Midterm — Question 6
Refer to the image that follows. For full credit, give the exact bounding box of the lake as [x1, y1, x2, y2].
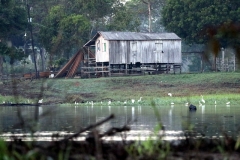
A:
[0, 104, 239, 141]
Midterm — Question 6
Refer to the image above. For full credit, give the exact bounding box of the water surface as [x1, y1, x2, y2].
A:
[0, 104, 239, 140]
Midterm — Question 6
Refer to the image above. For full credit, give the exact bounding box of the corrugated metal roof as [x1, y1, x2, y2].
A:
[99, 32, 181, 40]
[84, 31, 181, 46]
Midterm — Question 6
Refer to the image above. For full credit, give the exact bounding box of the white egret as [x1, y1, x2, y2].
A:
[38, 99, 43, 104]
[226, 101, 230, 105]
[131, 99, 135, 104]
[108, 100, 111, 105]
[90, 101, 94, 107]
[123, 100, 127, 104]
[137, 97, 142, 103]
[201, 95, 205, 104]
[168, 93, 172, 97]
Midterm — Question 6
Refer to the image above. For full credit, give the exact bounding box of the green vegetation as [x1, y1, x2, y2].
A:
[0, 73, 240, 159]
[162, 0, 240, 45]
[0, 72, 240, 106]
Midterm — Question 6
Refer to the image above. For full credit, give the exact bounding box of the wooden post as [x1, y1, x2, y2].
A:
[221, 48, 225, 71]
[102, 62, 104, 77]
[125, 63, 127, 75]
[234, 54, 236, 71]
[109, 64, 111, 77]
[213, 55, 217, 71]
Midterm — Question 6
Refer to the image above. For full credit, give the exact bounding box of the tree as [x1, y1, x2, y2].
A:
[162, 0, 240, 70]
[59, 14, 91, 57]
[106, 4, 141, 31]
[56, 0, 121, 36]
[161, 0, 240, 46]
[122, 0, 166, 32]
[38, 5, 91, 66]
[0, 43, 27, 65]
[0, 1, 27, 39]
[0, 0, 28, 74]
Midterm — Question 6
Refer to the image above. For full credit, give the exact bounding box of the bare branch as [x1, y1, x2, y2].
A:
[59, 114, 115, 142]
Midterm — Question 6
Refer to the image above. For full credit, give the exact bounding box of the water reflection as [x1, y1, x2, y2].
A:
[0, 104, 239, 140]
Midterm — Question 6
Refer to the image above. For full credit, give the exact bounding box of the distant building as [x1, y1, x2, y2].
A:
[55, 31, 182, 78]
[84, 31, 182, 75]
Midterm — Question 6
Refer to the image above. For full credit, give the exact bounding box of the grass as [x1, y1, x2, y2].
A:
[1, 72, 240, 159]
[0, 72, 240, 105]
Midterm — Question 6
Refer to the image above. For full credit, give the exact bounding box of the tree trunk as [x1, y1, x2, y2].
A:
[142, 0, 152, 32]
[27, 4, 38, 78]
[0, 56, 3, 75]
[40, 48, 45, 71]
[148, 0, 151, 33]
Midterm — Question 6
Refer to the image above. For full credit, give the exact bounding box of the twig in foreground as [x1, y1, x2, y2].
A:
[59, 114, 115, 142]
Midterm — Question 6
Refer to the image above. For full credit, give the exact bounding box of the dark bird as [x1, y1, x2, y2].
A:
[189, 104, 197, 111]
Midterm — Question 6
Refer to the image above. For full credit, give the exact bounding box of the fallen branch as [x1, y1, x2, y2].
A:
[59, 114, 115, 142]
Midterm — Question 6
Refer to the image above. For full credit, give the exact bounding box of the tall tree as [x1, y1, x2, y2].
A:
[0, 0, 27, 74]
[38, 5, 91, 65]
[124, 0, 166, 32]
[162, 0, 240, 70]
[162, 0, 240, 46]
[106, 4, 141, 31]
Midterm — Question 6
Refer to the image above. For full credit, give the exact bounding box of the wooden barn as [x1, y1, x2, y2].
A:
[55, 31, 182, 78]
[83, 31, 182, 76]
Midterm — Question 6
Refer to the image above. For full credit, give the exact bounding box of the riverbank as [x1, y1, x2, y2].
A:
[1, 72, 240, 159]
[0, 72, 240, 105]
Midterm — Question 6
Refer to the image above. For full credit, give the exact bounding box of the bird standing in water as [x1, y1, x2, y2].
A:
[138, 97, 142, 103]
[201, 95, 205, 104]
[131, 99, 135, 104]
[38, 99, 43, 104]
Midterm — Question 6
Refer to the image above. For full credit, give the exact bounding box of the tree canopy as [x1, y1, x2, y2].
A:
[161, 0, 240, 48]
[0, 0, 27, 40]
[0, 0, 27, 72]
[123, 0, 166, 32]
[39, 5, 91, 62]
[0, 0, 168, 72]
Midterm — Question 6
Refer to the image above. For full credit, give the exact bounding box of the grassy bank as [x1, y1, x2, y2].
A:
[1, 72, 240, 159]
[0, 72, 240, 105]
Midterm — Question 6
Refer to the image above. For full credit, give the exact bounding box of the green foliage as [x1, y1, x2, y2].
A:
[53, 57, 67, 67]
[106, 5, 141, 32]
[59, 14, 91, 47]
[0, 42, 28, 65]
[235, 137, 240, 150]
[0, 0, 27, 38]
[39, 5, 91, 65]
[124, 0, 166, 32]
[38, 5, 66, 54]
[0, 0, 27, 73]
[162, 0, 240, 47]
[126, 101, 170, 159]
[0, 42, 10, 55]
[0, 139, 8, 158]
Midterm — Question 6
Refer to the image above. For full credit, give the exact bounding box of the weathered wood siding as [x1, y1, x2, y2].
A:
[93, 32, 181, 64]
[162, 40, 181, 63]
[108, 39, 181, 64]
[109, 41, 128, 64]
[95, 36, 109, 62]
